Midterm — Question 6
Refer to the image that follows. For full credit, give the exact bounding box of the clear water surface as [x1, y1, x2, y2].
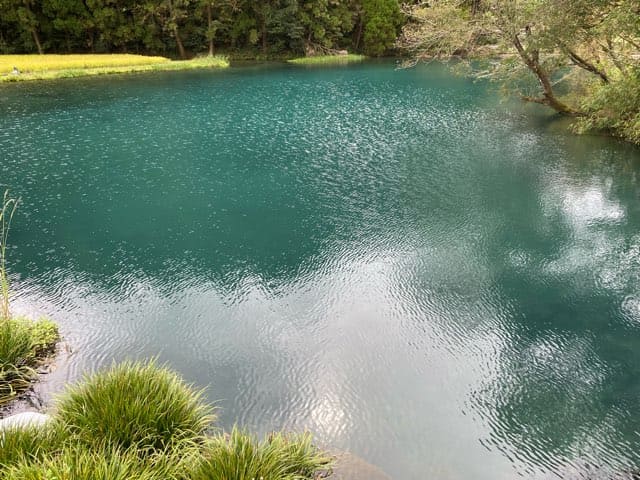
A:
[2, 62, 640, 479]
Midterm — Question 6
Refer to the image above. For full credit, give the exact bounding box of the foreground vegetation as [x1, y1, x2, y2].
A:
[288, 54, 366, 65]
[0, 360, 331, 480]
[0, 317, 58, 406]
[0, 54, 229, 82]
[0, 191, 58, 406]
[399, 0, 640, 144]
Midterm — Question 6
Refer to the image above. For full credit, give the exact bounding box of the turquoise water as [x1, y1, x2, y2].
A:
[2, 62, 640, 479]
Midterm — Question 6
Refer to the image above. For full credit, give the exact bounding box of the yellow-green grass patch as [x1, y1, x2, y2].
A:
[288, 54, 366, 65]
[0, 54, 229, 82]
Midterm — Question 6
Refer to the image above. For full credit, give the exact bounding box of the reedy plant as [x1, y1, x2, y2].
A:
[0, 189, 18, 321]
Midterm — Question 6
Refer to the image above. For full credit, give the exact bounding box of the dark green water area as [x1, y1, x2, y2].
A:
[2, 61, 640, 479]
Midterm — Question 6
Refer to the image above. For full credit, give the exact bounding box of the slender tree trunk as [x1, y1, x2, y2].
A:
[174, 25, 186, 58]
[470, 0, 480, 16]
[513, 34, 580, 116]
[31, 28, 43, 54]
[261, 18, 267, 54]
[207, 3, 214, 56]
[354, 17, 364, 50]
[88, 30, 95, 52]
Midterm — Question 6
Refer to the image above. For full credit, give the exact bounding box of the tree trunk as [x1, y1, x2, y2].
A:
[513, 34, 580, 116]
[31, 28, 43, 54]
[174, 25, 186, 59]
[470, 0, 480, 16]
[207, 3, 214, 56]
[566, 48, 608, 83]
[354, 17, 364, 50]
[261, 18, 267, 54]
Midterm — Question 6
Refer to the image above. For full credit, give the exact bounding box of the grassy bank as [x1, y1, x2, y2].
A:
[0, 317, 58, 407]
[0, 191, 59, 406]
[0, 360, 331, 479]
[288, 54, 366, 65]
[0, 54, 229, 82]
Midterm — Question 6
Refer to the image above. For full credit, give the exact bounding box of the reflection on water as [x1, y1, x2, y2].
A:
[2, 62, 640, 479]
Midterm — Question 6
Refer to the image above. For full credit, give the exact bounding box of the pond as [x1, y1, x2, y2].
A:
[2, 61, 640, 479]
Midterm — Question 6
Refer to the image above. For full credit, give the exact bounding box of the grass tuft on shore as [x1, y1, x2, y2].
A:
[56, 359, 215, 455]
[1, 361, 331, 480]
[0, 317, 59, 406]
[4, 444, 173, 480]
[288, 54, 366, 65]
[0, 54, 229, 82]
[194, 427, 332, 480]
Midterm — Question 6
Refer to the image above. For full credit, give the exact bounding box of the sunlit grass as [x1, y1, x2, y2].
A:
[0, 54, 168, 74]
[193, 427, 332, 480]
[1, 361, 331, 480]
[4, 444, 176, 480]
[0, 316, 59, 406]
[0, 423, 67, 470]
[0, 54, 229, 82]
[56, 360, 215, 455]
[288, 54, 366, 65]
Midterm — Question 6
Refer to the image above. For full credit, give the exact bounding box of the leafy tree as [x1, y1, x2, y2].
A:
[298, 0, 355, 54]
[399, 0, 640, 142]
[362, 0, 402, 56]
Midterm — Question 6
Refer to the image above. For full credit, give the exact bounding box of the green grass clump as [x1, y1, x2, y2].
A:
[56, 360, 215, 455]
[287, 54, 366, 65]
[1, 361, 331, 480]
[0, 424, 66, 471]
[193, 427, 331, 480]
[4, 444, 171, 480]
[0, 317, 59, 406]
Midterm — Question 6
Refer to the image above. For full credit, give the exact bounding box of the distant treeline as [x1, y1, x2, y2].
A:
[0, 0, 406, 58]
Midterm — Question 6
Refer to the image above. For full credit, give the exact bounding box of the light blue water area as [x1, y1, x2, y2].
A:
[2, 61, 640, 479]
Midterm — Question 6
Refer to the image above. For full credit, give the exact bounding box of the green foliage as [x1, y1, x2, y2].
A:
[29, 318, 59, 357]
[192, 427, 331, 480]
[0, 424, 67, 473]
[56, 360, 215, 455]
[1, 361, 330, 480]
[0, 317, 59, 405]
[0, 0, 402, 58]
[577, 68, 640, 144]
[399, 0, 640, 143]
[362, 0, 402, 56]
[4, 444, 173, 480]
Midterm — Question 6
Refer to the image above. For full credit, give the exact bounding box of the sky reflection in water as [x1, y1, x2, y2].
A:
[2, 62, 640, 479]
